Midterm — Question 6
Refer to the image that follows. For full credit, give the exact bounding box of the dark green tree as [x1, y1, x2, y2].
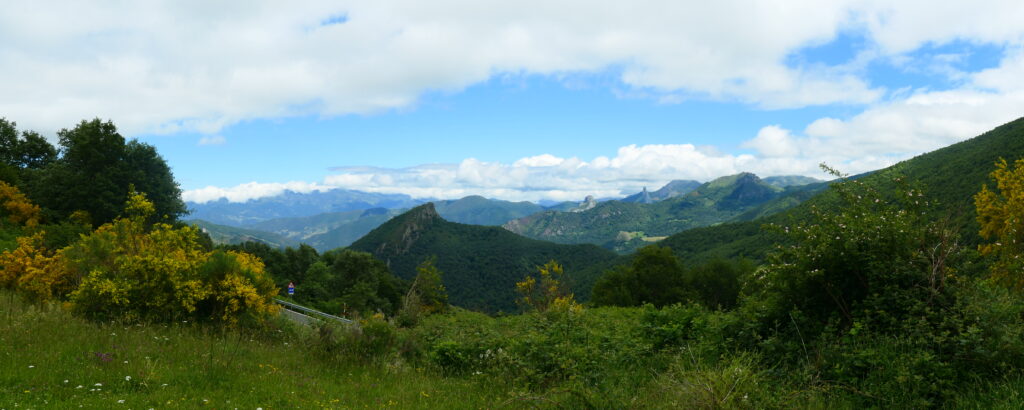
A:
[0, 119, 58, 187]
[35, 119, 184, 225]
[323, 249, 404, 316]
[408, 257, 448, 313]
[592, 245, 688, 307]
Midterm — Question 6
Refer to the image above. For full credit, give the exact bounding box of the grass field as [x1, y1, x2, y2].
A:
[6, 290, 1024, 409]
[0, 292, 512, 409]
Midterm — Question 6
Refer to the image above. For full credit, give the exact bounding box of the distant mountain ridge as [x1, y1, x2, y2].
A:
[188, 219, 300, 249]
[503, 173, 799, 253]
[621, 180, 702, 203]
[188, 175, 826, 252]
[186, 189, 426, 226]
[194, 195, 565, 251]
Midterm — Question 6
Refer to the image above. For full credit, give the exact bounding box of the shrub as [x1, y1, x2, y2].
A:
[59, 191, 279, 323]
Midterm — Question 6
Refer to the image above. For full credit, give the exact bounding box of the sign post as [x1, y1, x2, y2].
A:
[287, 281, 295, 295]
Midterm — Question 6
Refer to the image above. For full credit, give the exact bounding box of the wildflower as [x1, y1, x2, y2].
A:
[125, 376, 131, 381]
[76, 385, 83, 389]
[118, 399, 125, 404]
[95, 383, 102, 387]
[64, 380, 69, 383]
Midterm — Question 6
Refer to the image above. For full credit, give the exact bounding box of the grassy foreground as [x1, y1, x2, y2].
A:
[0, 293, 506, 409]
[5, 290, 1024, 409]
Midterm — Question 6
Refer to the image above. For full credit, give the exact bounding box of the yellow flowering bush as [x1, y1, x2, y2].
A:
[515, 260, 580, 313]
[0, 181, 40, 228]
[0, 232, 71, 301]
[976, 157, 1024, 290]
[60, 191, 279, 323]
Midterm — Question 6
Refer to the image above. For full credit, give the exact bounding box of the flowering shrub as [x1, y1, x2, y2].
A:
[55, 191, 279, 323]
[0, 181, 39, 228]
[975, 157, 1024, 289]
[0, 232, 70, 301]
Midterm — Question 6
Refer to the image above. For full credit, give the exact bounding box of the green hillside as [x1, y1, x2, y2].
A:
[658, 116, 1024, 264]
[432, 195, 545, 226]
[187, 219, 300, 249]
[348, 203, 619, 312]
[504, 173, 786, 253]
[244, 208, 403, 251]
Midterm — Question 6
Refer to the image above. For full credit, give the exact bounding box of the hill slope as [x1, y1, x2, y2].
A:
[432, 195, 546, 226]
[658, 116, 1024, 264]
[348, 203, 619, 312]
[503, 173, 785, 252]
[187, 219, 300, 249]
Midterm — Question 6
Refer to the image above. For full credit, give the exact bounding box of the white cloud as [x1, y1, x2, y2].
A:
[746, 46, 1024, 166]
[186, 142, 841, 203]
[742, 126, 800, 158]
[197, 135, 226, 146]
[12, 0, 1014, 135]
[183, 181, 333, 203]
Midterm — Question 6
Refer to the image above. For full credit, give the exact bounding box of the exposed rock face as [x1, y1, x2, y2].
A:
[571, 195, 598, 213]
[374, 203, 440, 255]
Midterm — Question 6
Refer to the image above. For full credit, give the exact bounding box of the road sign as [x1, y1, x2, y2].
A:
[287, 282, 295, 295]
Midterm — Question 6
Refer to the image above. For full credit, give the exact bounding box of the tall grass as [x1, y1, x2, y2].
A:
[5, 291, 1024, 409]
[0, 291, 505, 409]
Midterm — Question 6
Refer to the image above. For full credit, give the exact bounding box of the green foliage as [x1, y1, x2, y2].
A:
[31, 118, 185, 225]
[0, 118, 57, 171]
[592, 245, 687, 307]
[311, 314, 398, 362]
[397, 257, 449, 326]
[592, 246, 749, 309]
[749, 166, 958, 334]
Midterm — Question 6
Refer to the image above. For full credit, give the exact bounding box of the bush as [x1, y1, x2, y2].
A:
[58, 192, 280, 323]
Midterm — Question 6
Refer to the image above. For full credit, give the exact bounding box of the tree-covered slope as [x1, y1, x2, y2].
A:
[431, 195, 546, 226]
[348, 203, 619, 312]
[658, 116, 1024, 264]
[503, 173, 785, 252]
[762, 175, 823, 188]
[187, 219, 300, 249]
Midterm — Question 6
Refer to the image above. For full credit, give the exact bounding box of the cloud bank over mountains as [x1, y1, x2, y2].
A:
[183, 140, 887, 204]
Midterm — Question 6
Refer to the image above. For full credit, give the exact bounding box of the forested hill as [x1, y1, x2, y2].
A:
[503, 172, 788, 253]
[657, 116, 1024, 264]
[431, 195, 545, 226]
[348, 203, 619, 312]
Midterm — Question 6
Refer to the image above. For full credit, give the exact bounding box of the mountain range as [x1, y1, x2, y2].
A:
[638, 116, 1024, 269]
[503, 173, 825, 253]
[189, 174, 823, 253]
[186, 189, 424, 226]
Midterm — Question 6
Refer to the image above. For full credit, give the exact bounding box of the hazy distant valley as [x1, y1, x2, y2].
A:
[186, 174, 825, 253]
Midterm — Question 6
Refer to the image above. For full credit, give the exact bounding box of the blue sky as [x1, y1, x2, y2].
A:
[3, 1, 1024, 202]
